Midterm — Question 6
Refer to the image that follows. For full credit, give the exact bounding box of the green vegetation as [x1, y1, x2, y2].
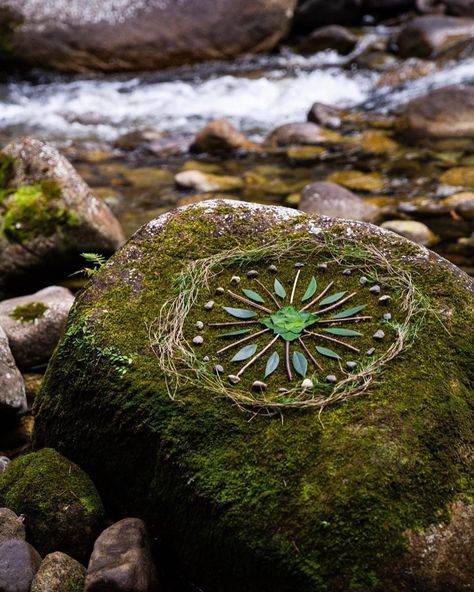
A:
[10, 302, 48, 323]
[72, 252, 108, 278]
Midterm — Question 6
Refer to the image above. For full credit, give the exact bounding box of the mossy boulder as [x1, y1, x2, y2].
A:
[0, 137, 124, 298]
[34, 200, 474, 591]
[0, 448, 104, 563]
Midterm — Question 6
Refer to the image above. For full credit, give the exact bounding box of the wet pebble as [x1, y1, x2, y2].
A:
[215, 287, 225, 295]
[247, 270, 259, 278]
[204, 300, 214, 311]
[301, 378, 314, 389]
[342, 269, 352, 275]
[379, 295, 391, 305]
[192, 336, 204, 345]
[383, 312, 392, 321]
[367, 347, 376, 355]
[318, 263, 328, 271]
[369, 285, 381, 295]
[373, 330, 385, 341]
[213, 365, 224, 376]
[230, 276, 241, 285]
[359, 276, 368, 285]
[326, 375, 337, 384]
[346, 361, 357, 371]
[195, 321, 204, 330]
[203, 356, 210, 363]
[252, 380, 267, 392]
[228, 375, 240, 384]
[267, 265, 278, 273]
[0, 456, 10, 474]
[294, 262, 304, 268]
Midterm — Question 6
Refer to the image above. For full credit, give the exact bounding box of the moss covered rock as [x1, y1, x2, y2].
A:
[34, 200, 474, 591]
[0, 137, 124, 298]
[0, 448, 104, 563]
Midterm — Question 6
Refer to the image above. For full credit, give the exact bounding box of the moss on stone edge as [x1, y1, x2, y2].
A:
[10, 302, 48, 323]
[0, 448, 104, 563]
[0, 181, 79, 244]
[34, 204, 474, 591]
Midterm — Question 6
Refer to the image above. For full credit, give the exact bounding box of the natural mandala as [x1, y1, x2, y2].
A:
[152, 238, 424, 411]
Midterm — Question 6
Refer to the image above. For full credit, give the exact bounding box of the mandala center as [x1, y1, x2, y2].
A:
[262, 305, 319, 342]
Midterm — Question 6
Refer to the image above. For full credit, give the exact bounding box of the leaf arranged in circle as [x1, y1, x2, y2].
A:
[292, 351, 308, 377]
[264, 351, 280, 378]
[316, 346, 340, 359]
[301, 276, 317, 302]
[231, 344, 258, 362]
[242, 288, 265, 304]
[332, 305, 367, 319]
[223, 307, 257, 319]
[274, 279, 286, 299]
[218, 329, 251, 338]
[319, 291, 347, 306]
[322, 328, 362, 337]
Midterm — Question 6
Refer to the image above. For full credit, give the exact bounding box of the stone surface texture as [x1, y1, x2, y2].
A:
[31, 551, 86, 592]
[0, 326, 26, 415]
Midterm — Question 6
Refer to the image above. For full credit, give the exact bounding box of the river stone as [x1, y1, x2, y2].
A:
[31, 551, 86, 592]
[190, 119, 258, 154]
[396, 15, 474, 58]
[403, 85, 474, 139]
[3, 0, 296, 73]
[34, 200, 474, 591]
[298, 25, 358, 54]
[381, 220, 438, 247]
[85, 518, 158, 592]
[0, 286, 74, 370]
[0, 448, 104, 563]
[0, 137, 124, 298]
[264, 122, 325, 147]
[293, 0, 362, 32]
[0, 507, 25, 542]
[299, 181, 380, 223]
[0, 539, 42, 592]
[0, 326, 26, 417]
[175, 170, 244, 193]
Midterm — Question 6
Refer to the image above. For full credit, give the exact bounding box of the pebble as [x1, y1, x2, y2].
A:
[359, 276, 368, 285]
[342, 269, 352, 275]
[247, 270, 259, 278]
[215, 287, 225, 295]
[369, 285, 381, 295]
[230, 276, 241, 285]
[192, 336, 204, 345]
[278, 388, 289, 393]
[195, 321, 204, 330]
[326, 375, 337, 384]
[318, 263, 328, 271]
[267, 265, 278, 273]
[204, 300, 214, 311]
[0, 457, 10, 474]
[0, 508, 25, 543]
[213, 365, 224, 376]
[252, 380, 267, 392]
[379, 295, 391, 305]
[31, 551, 86, 592]
[367, 347, 376, 356]
[294, 262, 304, 268]
[228, 375, 240, 384]
[373, 330, 385, 341]
[383, 312, 392, 321]
[346, 361, 357, 371]
[301, 378, 314, 389]
[203, 356, 210, 363]
[0, 539, 42, 592]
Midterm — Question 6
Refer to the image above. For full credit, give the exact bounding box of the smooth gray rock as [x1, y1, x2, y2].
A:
[0, 539, 42, 592]
[31, 551, 86, 592]
[0, 326, 26, 416]
[265, 122, 325, 147]
[299, 181, 380, 223]
[85, 518, 158, 592]
[0, 286, 74, 370]
[0, 458, 10, 474]
[0, 508, 25, 543]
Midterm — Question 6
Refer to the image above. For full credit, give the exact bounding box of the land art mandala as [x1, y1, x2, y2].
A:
[152, 238, 422, 411]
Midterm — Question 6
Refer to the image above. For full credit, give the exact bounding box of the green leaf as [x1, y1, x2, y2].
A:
[319, 291, 346, 306]
[231, 344, 257, 362]
[217, 329, 251, 338]
[292, 351, 308, 377]
[223, 307, 257, 319]
[281, 331, 300, 342]
[274, 279, 286, 299]
[316, 346, 340, 359]
[322, 328, 362, 337]
[264, 351, 280, 378]
[301, 276, 317, 302]
[332, 305, 367, 319]
[242, 288, 265, 304]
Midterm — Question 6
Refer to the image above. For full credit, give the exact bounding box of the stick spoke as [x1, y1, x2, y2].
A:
[216, 328, 269, 354]
[300, 281, 334, 312]
[227, 290, 272, 314]
[255, 279, 281, 309]
[236, 335, 279, 378]
[285, 341, 292, 381]
[298, 338, 323, 371]
[208, 321, 261, 327]
[304, 331, 360, 353]
[317, 292, 356, 315]
[317, 316, 372, 324]
[290, 269, 301, 304]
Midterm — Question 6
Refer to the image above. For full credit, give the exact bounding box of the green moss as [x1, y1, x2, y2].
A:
[10, 302, 48, 323]
[0, 7, 23, 57]
[0, 181, 79, 244]
[0, 448, 104, 563]
[34, 205, 474, 591]
[0, 154, 14, 190]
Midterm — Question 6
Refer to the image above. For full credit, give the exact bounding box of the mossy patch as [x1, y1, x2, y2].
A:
[10, 302, 48, 323]
[0, 181, 79, 244]
[34, 203, 474, 591]
[0, 448, 104, 563]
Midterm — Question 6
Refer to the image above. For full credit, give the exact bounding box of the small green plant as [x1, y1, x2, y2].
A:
[10, 302, 48, 323]
[73, 252, 108, 278]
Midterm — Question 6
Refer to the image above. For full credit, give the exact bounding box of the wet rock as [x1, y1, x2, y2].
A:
[404, 85, 474, 139]
[376, 58, 436, 88]
[264, 122, 326, 147]
[381, 220, 438, 246]
[299, 181, 380, 223]
[0, 286, 74, 370]
[190, 119, 258, 154]
[440, 166, 474, 188]
[0, 326, 26, 417]
[175, 170, 243, 193]
[442, 191, 474, 219]
[0, 539, 42, 592]
[397, 15, 474, 58]
[326, 170, 385, 192]
[6, 0, 297, 72]
[298, 25, 358, 54]
[31, 551, 86, 592]
[85, 518, 158, 592]
[0, 508, 25, 542]
[0, 137, 124, 298]
[0, 457, 10, 474]
[0, 448, 104, 563]
[307, 102, 342, 128]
